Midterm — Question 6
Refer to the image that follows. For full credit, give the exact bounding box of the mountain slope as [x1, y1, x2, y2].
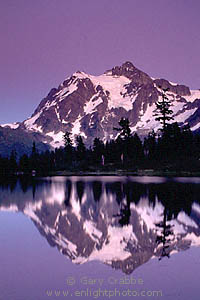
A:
[0, 125, 50, 156]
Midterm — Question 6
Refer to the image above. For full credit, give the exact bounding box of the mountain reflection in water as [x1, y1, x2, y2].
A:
[0, 176, 200, 274]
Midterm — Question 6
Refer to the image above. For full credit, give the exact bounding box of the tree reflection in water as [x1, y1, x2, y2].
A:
[0, 176, 200, 273]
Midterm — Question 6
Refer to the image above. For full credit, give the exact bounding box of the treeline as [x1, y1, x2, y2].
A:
[1, 118, 200, 175]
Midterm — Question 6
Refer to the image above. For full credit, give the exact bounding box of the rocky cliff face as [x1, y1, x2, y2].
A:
[2, 61, 200, 151]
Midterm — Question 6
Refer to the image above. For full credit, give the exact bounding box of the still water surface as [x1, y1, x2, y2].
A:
[0, 176, 200, 300]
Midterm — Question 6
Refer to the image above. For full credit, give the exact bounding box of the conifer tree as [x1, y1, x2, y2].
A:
[19, 154, 29, 172]
[92, 137, 104, 165]
[63, 131, 73, 164]
[155, 207, 174, 260]
[131, 133, 144, 164]
[9, 150, 18, 174]
[63, 132, 73, 149]
[30, 141, 38, 171]
[114, 117, 131, 140]
[154, 87, 174, 132]
[76, 136, 86, 161]
[114, 118, 132, 165]
[144, 130, 157, 160]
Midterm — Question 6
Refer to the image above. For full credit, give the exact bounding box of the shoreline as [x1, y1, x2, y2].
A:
[45, 169, 200, 177]
[1, 169, 200, 178]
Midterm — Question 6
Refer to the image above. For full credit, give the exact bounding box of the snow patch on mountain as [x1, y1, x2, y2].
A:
[131, 103, 159, 131]
[0, 204, 19, 212]
[62, 109, 71, 123]
[57, 235, 77, 256]
[23, 201, 43, 225]
[71, 115, 82, 137]
[192, 203, 200, 215]
[169, 81, 178, 86]
[184, 90, 200, 102]
[1, 123, 19, 129]
[177, 211, 198, 229]
[90, 74, 132, 111]
[84, 94, 103, 114]
[55, 107, 61, 122]
[70, 116, 87, 142]
[70, 185, 81, 221]
[83, 220, 103, 241]
[184, 233, 200, 246]
[175, 108, 197, 123]
[24, 111, 43, 131]
[87, 225, 134, 263]
[46, 131, 65, 148]
[55, 83, 78, 102]
[171, 101, 186, 115]
[42, 184, 66, 205]
[131, 200, 164, 232]
[76, 72, 132, 111]
[191, 123, 200, 131]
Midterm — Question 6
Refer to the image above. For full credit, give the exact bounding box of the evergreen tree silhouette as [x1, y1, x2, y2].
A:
[63, 131, 73, 165]
[9, 150, 18, 174]
[154, 87, 174, 132]
[76, 136, 86, 161]
[113, 117, 131, 140]
[155, 207, 174, 260]
[30, 141, 38, 172]
[19, 154, 30, 173]
[92, 137, 104, 165]
[114, 118, 132, 165]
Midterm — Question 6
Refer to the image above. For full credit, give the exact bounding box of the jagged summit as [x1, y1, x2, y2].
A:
[1, 61, 200, 153]
[122, 61, 135, 69]
[105, 61, 136, 74]
[104, 61, 152, 85]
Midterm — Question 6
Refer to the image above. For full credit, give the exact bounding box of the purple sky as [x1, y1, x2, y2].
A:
[0, 0, 200, 124]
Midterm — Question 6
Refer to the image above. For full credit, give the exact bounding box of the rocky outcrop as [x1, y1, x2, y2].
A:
[153, 78, 191, 96]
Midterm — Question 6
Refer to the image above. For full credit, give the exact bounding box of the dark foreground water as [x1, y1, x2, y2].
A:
[0, 176, 200, 300]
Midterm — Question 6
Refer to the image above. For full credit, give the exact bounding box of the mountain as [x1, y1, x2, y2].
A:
[1, 61, 200, 153]
[0, 125, 50, 157]
[1, 177, 200, 274]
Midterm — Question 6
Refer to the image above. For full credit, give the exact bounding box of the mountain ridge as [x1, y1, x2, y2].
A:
[1, 61, 200, 155]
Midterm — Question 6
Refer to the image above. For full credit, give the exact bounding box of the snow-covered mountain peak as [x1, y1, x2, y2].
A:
[1, 62, 200, 151]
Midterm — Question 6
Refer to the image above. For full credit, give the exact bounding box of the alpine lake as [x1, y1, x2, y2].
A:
[0, 175, 200, 300]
